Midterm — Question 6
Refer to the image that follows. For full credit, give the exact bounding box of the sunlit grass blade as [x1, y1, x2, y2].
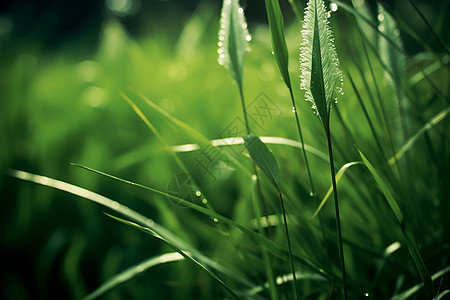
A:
[69, 164, 336, 280]
[105, 214, 244, 300]
[8, 169, 255, 294]
[388, 106, 450, 165]
[82, 252, 184, 300]
[357, 149, 434, 298]
[311, 161, 362, 218]
[218, 0, 250, 89]
[170, 136, 328, 161]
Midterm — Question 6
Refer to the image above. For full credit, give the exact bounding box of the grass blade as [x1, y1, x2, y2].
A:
[264, 0, 291, 89]
[170, 136, 328, 162]
[243, 134, 280, 189]
[388, 106, 450, 165]
[311, 161, 362, 218]
[82, 252, 184, 300]
[357, 149, 434, 298]
[8, 169, 255, 296]
[104, 214, 244, 300]
[300, 0, 343, 127]
[218, 0, 251, 88]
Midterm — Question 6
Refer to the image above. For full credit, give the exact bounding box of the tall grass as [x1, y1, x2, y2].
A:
[5, 0, 449, 299]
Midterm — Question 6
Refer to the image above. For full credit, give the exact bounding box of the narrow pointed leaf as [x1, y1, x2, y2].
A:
[265, 0, 291, 89]
[82, 252, 184, 300]
[358, 149, 434, 297]
[243, 134, 280, 189]
[300, 0, 343, 124]
[218, 0, 250, 87]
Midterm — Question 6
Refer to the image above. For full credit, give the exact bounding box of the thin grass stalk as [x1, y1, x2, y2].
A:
[325, 127, 348, 300]
[251, 176, 279, 300]
[278, 190, 299, 300]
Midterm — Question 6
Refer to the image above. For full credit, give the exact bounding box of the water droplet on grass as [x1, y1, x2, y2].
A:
[213, 218, 219, 223]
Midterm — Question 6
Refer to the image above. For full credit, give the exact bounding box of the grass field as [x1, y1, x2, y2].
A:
[1, 0, 449, 299]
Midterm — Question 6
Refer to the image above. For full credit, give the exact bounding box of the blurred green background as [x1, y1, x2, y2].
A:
[1, 0, 449, 299]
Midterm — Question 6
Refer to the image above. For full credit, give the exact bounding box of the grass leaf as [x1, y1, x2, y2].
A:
[243, 134, 280, 189]
[357, 149, 434, 297]
[82, 252, 184, 300]
[264, 0, 291, 89]
[300, 0, 343, 125]
[218, 0, 250, 88]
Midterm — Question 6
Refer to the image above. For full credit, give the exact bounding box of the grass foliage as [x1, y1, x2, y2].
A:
[2, 0, 449, 299]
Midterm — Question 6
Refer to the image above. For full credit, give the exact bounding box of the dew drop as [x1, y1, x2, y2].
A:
[195, 190, 202, 197]
[202, 199, 208, 204]
[291, 106, 296, 113]
[241, 23, 247, 29]
[377, 13, 384, 21]
[364, 292, 370, 297]
[378, 24, 385, 32]
[136, 266, 144, 273]
[245, 34, 252, 42]
[238, 7, 243, 14]
[330, 2, 338, 12]
[309, 192, 314, 197]
[271, 51, 274, 55]
[213, 218, 219, 223]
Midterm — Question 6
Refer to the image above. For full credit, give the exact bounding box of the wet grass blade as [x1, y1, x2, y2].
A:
[218, 0, 250, 89]
[82, 252, 184, 300]
[68, 164, 335, 280]
[8, 169, 255, 295]
[357, 149, 434, 298]
[104, 214, 244, 300]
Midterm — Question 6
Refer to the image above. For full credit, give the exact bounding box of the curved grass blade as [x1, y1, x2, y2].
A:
[218, 0, 250, 88]
[311, 161, 363, 218]
[104, 214, 244, 300]
[170, 136, 328, 162]
[388, 106, 450, 165]
[390, 265, 450, 300]
[69, 164, 336, 280]
[357, 149, 434, 297]
[8, 169, 254, 297]
[82, 252, 184, 300]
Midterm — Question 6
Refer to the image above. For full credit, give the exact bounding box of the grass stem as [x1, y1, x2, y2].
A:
[325, 126, 348, 300]
[278, 191, 299, 300]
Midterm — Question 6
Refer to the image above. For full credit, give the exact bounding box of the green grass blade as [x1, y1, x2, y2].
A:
[8, 169, 256, 293]
[388, 106, 450, 165]
[243, 134, 280, 189]
[105, 214, 244, 300]
[357, 149, 434, 297]
[68, 164, 335, 280]
[218, 0, 250, 88]
[82, 252, 184, 300]
[312, 161, 362, 218]
[170, 136, 328, 162]
[264, 0, 291, 89]
[390, 265, 450, 300]
[300, 0, 343, 126]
